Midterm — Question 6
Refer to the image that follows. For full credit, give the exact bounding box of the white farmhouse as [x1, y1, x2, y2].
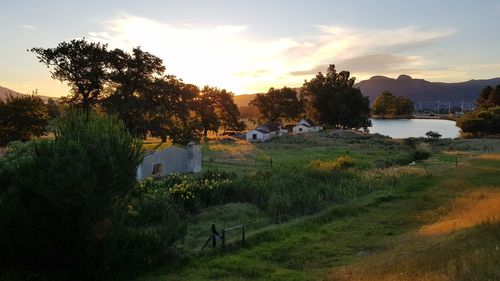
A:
[246, 122, 285, 142]
[137, 141, 201, 180]
[293, 119, 322, 134]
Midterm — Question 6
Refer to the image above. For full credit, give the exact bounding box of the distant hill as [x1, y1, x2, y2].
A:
[234, 93, 258, 107]
[0, 85, 52, 101]
[0, 85, 23, 99]
[355, 75, 500, 103]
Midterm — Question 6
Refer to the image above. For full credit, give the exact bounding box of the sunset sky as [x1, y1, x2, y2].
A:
[1, 0, 500, 97]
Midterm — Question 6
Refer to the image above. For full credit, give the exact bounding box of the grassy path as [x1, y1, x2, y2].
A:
[136, 154, 500, 281]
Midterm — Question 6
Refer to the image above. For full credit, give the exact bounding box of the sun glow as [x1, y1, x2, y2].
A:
[87, 15, 455, 94]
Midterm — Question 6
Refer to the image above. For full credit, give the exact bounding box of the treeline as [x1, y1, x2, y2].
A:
[371, 91, 414, 118]
[249, 65, 371, 130]
[28, 39, 245, 144]
[457, 85, 500, 136]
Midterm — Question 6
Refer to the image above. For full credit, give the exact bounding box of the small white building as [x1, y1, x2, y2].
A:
[293, 119, 322, 134]
[246, 122, 284, 142]
[137, 141, 201, 180]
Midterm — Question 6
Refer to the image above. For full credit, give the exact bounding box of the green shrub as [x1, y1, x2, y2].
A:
[139, 170, 238, 213]
[425, 130, 441, 139]
[0, 141, 34, 192]
[412, 142, 432, 161]
[104, 180, 186, 272]
[308, 156, 355, 173]
[0, 111, 143, 279]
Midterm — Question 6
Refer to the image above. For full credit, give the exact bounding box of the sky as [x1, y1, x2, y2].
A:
[1, 0, 500, 97]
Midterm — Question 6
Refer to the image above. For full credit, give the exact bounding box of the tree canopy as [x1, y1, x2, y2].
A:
[371, 91, 414, 118]
[456, 84, 500, 136]
[101, 47, 165, 135]
[301, 65, 371, 130]
[195, 86, 245, 137]
[31, 39, 244, 144]
[476, 85, 500, 109]
[31, 39, 110, 111]
[250, 86, 303, 123]
[0, 94, 48, 146]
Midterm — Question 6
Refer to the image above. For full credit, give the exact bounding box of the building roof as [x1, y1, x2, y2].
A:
[256, 128, 270, 134]
[264, 122, 281, 132]
[301, 118, 316, 127]
[256, 122, 280, 133]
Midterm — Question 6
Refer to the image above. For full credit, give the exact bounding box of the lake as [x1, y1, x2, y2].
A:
[369, 118, 461, 139]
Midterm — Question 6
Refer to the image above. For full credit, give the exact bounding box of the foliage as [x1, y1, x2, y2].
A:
[109, 180, 187, 271]
[46, 98, 62, 119]
[31, 39, 109, 111]
[308, 156, 355, 173]
[412, 142, 432, 160]
[476, 85, 500, 109]
[456, 106, 500, 136]
[0, 141, 34, 192]
[139, 170, 237, 213]
[0, 94, 48, 146]
[301, 64, 371, 130]
[101, 47, 165, 137]
[195, 86, 245, 137]
[425, 130, 441, 139]
[0, 111, 143, 279]
[31, 39, 243, 145]
[371, 91, 414, 118]
[250, 87, 304, 123]
[456, 85, 500, 137]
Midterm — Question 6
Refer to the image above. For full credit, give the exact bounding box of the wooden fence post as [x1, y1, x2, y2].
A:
[222, 228, 226, 249]
[211, 224, 217, 249]
[242, 225, 245, 247]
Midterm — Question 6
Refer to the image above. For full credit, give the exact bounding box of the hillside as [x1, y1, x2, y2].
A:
[0, 85, 23, 99]
[355, 75, 500, 103]
[0, 85, 52, 101]
[234, 93, 258, 107]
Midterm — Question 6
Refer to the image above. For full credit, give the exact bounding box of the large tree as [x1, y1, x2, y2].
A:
[31, 39, 110, 111]
[250, 86, 303, 123]
[0, 94, 48, 146]
[195, 86, 245, 137]
[101, 47, 165, 136]
[301, 64, 371, 130]
[143, 76, 201, 144]
[371, 91, 414, 118]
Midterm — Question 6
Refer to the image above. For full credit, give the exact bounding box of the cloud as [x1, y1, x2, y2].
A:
[88, 15, 455, 93]
[19, 24, 35, 29]
[291, 54, 422, 76]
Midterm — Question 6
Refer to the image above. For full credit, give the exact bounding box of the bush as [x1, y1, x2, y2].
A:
[139, 170, 237, 213]
[425, 130, 441, 139]
[0, 94, 48, 146]
[457, 106, 500, 136]
[0, 141, 34, 192]
[104, 179, 186, 272]
[412, 142, 432, 161]
[0, 111, 143, 279]
[308, 156, 355, 173]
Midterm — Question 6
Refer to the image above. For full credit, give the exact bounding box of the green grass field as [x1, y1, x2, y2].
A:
[135, 132, 500, 281]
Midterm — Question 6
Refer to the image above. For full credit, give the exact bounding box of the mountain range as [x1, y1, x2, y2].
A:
[3, 74, 500, 107]
[356, 75, 500, 103]
[0, 85, 51, 101]
[233, 75, 500, 107]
